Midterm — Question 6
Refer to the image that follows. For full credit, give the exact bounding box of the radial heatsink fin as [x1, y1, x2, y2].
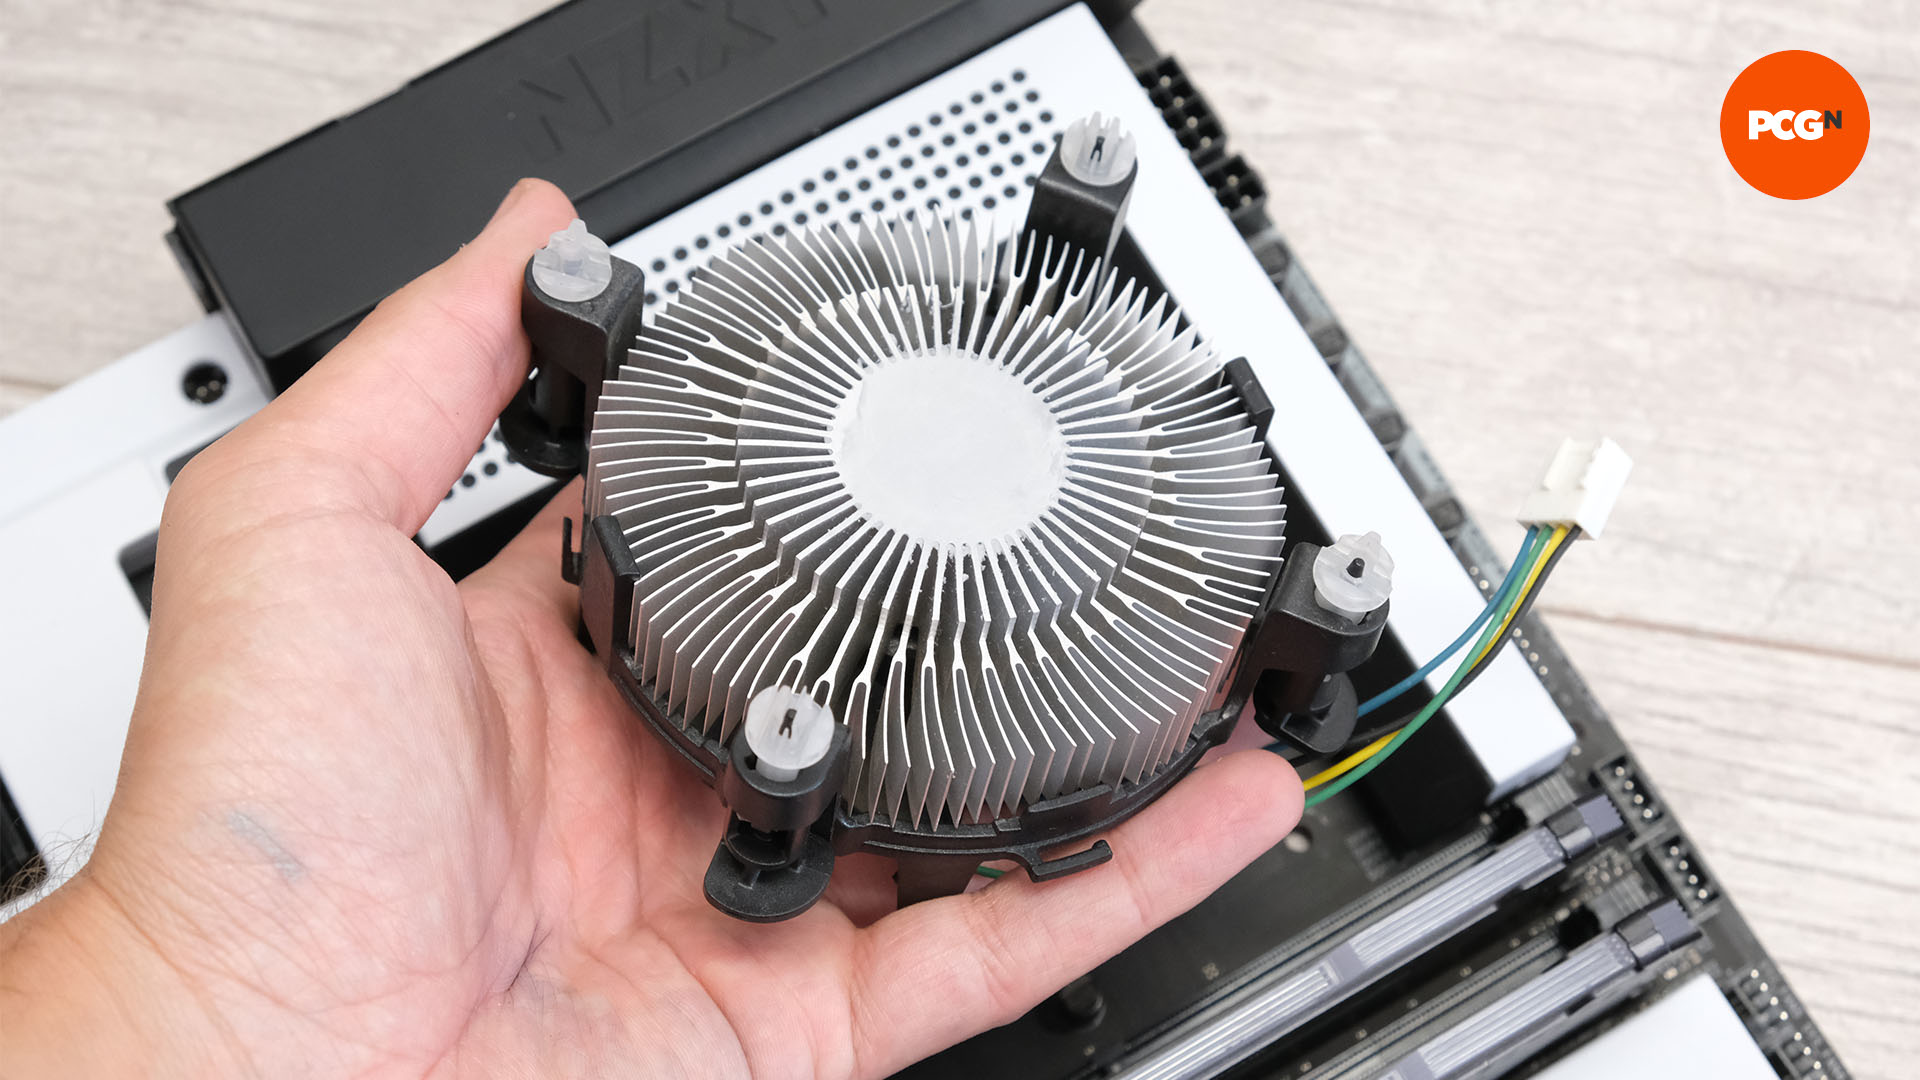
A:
[585, 215, 1286, 829]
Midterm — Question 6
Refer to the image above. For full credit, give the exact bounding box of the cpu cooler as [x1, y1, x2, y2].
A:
[501, 118, 1390, 921]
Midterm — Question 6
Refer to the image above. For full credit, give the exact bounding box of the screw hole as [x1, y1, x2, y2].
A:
[182, 361, 228, 405]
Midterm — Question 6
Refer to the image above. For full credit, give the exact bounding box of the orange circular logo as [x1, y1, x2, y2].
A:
[1720, 51, 1869, 200]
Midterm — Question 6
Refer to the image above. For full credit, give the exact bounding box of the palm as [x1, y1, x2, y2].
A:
[75, 180, 1299, 1079]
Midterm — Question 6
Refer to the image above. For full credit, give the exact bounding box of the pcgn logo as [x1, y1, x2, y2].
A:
[1720, 51, 1869, 199]
[1747, 108, 1843, 141]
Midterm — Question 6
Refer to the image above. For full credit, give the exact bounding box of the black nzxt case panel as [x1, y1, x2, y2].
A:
[168, 0, 1139, 390]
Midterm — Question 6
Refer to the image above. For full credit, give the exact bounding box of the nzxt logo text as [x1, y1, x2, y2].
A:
[501, 0, 830, 160]
[1746, 109, 1844, 140]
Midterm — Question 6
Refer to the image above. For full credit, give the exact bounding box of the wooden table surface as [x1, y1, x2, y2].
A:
[2, 0, 1913, 1073]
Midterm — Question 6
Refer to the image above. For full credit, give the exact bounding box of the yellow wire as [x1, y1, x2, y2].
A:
[1302, 733, 1392, 790]
[1298, 526, 1570, 792]
[1464, 526, 1568, 669]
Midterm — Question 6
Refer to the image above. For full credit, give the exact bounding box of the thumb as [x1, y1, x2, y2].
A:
[181, 178, 580, 535]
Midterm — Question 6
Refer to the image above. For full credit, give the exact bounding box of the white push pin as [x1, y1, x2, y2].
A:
[742, 686, 836, 782]
[530, 218, 613, 302]
[1059, 112, 1137, 186]
[1312, 532, 1394, 621]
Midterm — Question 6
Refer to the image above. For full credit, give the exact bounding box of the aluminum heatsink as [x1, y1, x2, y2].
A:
[584, 215, 1286, 830]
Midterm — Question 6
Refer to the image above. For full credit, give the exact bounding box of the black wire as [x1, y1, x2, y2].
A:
[1264, 526, 1580, 761]
[1441, 525, 1581, 701]
[1307, 526, 1582, 754]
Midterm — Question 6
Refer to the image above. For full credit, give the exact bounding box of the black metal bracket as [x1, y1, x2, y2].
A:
[1232, 542, 1390, 755]
[837, 707, 1238, 905]
[499, 253, 646, 479]
[705, 724, 853, 922]
[1221, 356, 1272, 442]
[1020, 124, 1138, 271]
[560, 516, 584, 586]
[572, 513, 1244, 918]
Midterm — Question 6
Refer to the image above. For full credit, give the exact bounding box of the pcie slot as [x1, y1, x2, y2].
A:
[1108, 795, 1625, 1080]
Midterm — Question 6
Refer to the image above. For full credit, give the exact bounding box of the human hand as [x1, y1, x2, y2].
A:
[0, 180, 1303, 1079]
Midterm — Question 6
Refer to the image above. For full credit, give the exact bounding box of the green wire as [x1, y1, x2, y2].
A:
[971, 534, 1551, 848]
[1302, 533, 1546, 809]
[975, 865, 1004, 880]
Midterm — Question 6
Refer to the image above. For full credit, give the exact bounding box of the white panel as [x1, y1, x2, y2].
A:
[0, 316, 262, 875]
[0, 462, 164, 851]
[0, 314, 264, 522]
[0, 315, 546, 867]
[1045, 7, 1570, 794]
[1534, 975, 1778, 1080]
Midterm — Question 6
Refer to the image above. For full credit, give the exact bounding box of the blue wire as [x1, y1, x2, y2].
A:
[1355, 527, 1544, 719]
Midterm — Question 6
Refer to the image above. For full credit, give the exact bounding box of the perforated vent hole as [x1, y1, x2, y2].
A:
[634, 69, 1061, 306]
